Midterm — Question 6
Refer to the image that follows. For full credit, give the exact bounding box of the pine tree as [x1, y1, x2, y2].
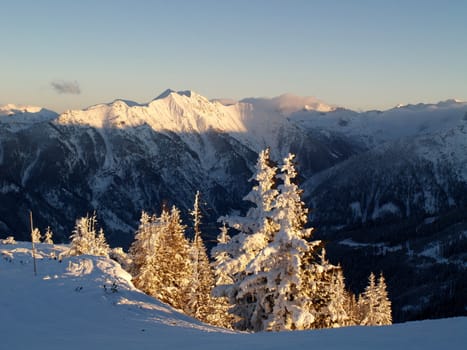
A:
[300, 250, 352, 329]
[359, 272, 378, 326]
[129, 211, 155, 276]
[326, 265, 352, 327]
[213, 150, 359, 332]
[67, 213, 109, 257]
[214, 151, 327, 331]
[43, 226, 54, 244]
[253, 153, 319, 331]
[130, 210, 166, 297]
[358, 272, 392, 326]
[213, 149, 280, 330]
[31, 228, 41, 243]
[95, 228, 110, 256]
[212, 223, 233, 286]
[187, 192, 215, 321]
[155, 206, 193, 310]
[375, 273, 392, 325]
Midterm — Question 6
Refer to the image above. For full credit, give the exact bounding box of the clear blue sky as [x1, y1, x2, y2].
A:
[1, 0, 466, 112]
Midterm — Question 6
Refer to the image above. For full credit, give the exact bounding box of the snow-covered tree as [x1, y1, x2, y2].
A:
[359, 272, 392, 326]
[130, 209, 171, 298]
[187, 192, 215, 321]
[212, 223, 233, 286]
[66, 213, 109, 257]
[157, 206, 193, 309]
[95, 228, 110, 256]
[129, 211, 156, 276]
[213, 150, 363, 332]
[301, 250, 353, 329]
[214, 151, 330, 331]
[246, 153, 320, 331]
[375, 273, 392, 325]
[213, 148, 280, 330]
[132, 206, 193, 310]
[31, 228, 41, 243]
[43, 226, 54, 244]
[187, 192, 234, 328]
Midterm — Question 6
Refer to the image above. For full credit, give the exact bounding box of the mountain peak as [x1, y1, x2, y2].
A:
[153, 89, 201, 101]
[0, 104, 50, 116]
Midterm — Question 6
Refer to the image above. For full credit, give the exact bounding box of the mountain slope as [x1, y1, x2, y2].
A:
[1, 241, 466, 350]
[0, 91, 361, 245]
[0, 92, 466, 324]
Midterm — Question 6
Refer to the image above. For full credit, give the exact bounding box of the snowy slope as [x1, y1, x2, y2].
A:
[0, 241, 466, 350]
[292, 99, 467, 146]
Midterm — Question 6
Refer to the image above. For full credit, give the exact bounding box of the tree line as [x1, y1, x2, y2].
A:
[46, 149, 392, 331]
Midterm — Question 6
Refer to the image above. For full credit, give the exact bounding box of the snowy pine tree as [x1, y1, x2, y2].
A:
[300, 249, 353, 329]
[375, 273, 392, 325]
[187, 192, 216, 322]
[130, 207, 193, 310]
[252, 153, 320, 331]
[359, 272, 379, 326]
[212, 223, 234, 286]
[129, 211, 155, 276]
[43, 226, 54, 244]
[66, 213, 109, 257]
[31, 228, 41, 243]
[130, 210, 165, 297]
[214, 151, 331, 331]
[213, 149, 360, 332]
[213, 148, 280, 330]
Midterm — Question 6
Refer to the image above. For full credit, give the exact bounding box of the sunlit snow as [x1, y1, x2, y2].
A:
[1, 241, 465, 349]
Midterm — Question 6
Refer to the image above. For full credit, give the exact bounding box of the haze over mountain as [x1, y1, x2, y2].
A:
[0, 90, 466, 324]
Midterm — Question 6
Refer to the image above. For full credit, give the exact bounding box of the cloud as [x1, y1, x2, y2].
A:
[51, 80, 81, 95]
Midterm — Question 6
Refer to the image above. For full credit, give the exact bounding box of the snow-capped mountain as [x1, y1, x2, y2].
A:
[0, 91, 466, 323]
[1, 241, 465, 349]
[0, 104, 58, 131]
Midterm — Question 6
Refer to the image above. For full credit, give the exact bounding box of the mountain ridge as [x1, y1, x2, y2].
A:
[0, 90, 466, 323]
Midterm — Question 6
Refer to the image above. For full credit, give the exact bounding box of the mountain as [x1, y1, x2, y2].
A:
[0, 91, 466, 323]
[0, 90, 360, 245]
[1, 241, 466, 349]
[0, 104, 58, 131]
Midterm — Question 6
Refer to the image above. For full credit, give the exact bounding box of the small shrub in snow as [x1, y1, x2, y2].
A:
[66, 213, 109, 257]
[1, 236, 17, 245]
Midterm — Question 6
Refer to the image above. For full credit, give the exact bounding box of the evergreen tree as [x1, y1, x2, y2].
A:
[67, 213, 109, 257]
[359, 272, 378, 326]
[325, 264, 352, 327]
[129, 211, 155, 276]
[301, 250, 352, 329]
[212, 223, 234, 286]
[187, 192, 216, 322]
[210, 223, 237, 328]
[31, 228, 41, 243]
[155, 206, 192, 310]
[130, 210, 166, 297]
[358, 272, 392, 326]
[214, 151, 328, 331]
[213, 149, 363, 332]
[43, 226, 54, 244]
[213, 149, 280, 330]
[375, 273, 392, 325]
[252, 153, 319, 331]
[95, 228, 110, 256]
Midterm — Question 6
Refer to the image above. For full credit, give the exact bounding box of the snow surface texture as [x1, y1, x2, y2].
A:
[0, 242, 465, 349]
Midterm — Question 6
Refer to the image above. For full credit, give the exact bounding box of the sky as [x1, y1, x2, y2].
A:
[1, 0, 466, 112]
